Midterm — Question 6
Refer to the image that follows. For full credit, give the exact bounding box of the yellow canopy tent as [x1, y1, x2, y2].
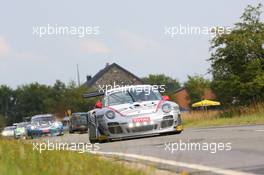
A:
[192, 99, 221, 108]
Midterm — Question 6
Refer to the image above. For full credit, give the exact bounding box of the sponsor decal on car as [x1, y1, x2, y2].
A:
[132, 117, 150, 123]
[42, 129, 49, 133]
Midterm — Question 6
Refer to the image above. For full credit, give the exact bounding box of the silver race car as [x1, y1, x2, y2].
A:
[84, 85, 183, 143]
[1, 126, 16, 138]
[27, 114, 64, 139]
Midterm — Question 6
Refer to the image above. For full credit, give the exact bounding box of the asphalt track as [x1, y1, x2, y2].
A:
[43, 125, 264, 175]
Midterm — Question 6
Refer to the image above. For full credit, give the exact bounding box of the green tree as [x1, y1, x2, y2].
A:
[0, 85, 16, 124]
[184, 75, 211, 103]
[0, 80, 100, 125]
[14, 83, 52, 121]
[142, 74, 181, 92]
[209, 3, 264, 105]
[43, 80, 67, 116]
[64, 83, 97, 113]
[142, 74, 181, 100]
[0, 114, 5, 129]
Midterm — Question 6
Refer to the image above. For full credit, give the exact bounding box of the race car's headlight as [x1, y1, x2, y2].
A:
[162, 103, 172, 113]
[30, 125, 37, 129]
[54, 122, 62, 127]
[105, 110, 115, 119]
[173, 105, 180, 112]
[1, 131, 7, 136]
[128, 123, 134, 128]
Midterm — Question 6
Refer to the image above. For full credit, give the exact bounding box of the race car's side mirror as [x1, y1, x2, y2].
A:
[162, 95, 170, 101]
[95, 100, 103, 108]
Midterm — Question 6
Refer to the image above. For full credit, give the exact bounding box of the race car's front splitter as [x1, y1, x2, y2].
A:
[104, 124, 183, 141]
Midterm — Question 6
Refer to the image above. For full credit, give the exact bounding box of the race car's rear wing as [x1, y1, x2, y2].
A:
[83, 91, 105, 98]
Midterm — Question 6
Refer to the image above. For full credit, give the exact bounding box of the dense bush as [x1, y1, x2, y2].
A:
[0, 81, 97, 125]
[209, 3, 264, 106]
[0, 115, 5, 130]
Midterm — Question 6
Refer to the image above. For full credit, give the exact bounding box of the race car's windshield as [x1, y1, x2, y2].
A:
[107, 88, 162, 106]
[4, 126, 15, 131]
[130, 90, 162, 102]
[31, 116, 54, 123]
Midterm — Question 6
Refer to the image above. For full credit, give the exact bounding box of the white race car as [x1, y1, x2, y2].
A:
[85, 85, 183, 143]
[1, 126, 16, 137]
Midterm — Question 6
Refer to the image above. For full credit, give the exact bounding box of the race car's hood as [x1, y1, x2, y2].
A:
[38, 124, 51, 129]
[32, 122, 52, 129]
[109, 100, 162, 116]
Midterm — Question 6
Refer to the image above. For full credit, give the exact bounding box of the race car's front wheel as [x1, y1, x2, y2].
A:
[89, 138, 96, 144]
[175, 125, 183, 134]
[69, 126, 74, 134]
[175, 130, 183, 134]
[89, 138, 108, 144]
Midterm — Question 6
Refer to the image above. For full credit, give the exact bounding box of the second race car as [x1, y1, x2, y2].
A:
[27, 114, 64, 138]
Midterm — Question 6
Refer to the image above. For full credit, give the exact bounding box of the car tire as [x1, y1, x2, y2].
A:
[175, 130, 182, 134]
[98, 139, 107, 144]
[89, 138, 96, 144]
[69, 127, 74, 134]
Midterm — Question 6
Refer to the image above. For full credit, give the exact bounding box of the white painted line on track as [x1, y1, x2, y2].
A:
[91, 151, 255, 175]
[255, 129, 264, 132]
[192, 129, 219, 132]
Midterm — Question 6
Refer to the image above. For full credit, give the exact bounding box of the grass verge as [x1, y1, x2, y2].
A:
[182, 112, 264, 128]
[0, 139, 147, 175]
[182, 103, 264, 128]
